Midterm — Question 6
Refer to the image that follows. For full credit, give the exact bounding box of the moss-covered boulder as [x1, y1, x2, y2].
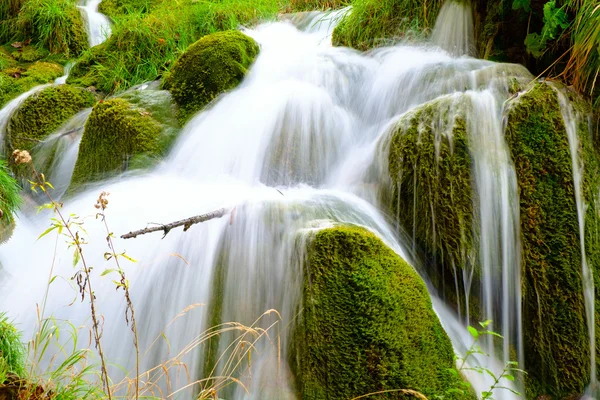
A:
[292, 225, 467, 399]
[6, 85, 96, 152]
[162, 30, 260, 121]
[505, 81, 600, 398]
[70, 98, 162, 189]
[0, 61, 63, 107]
[0, 160, 21, 244]
[332, 0, 443, 50]
[385, 95, 478, 320]
[15, 0, 88, 56]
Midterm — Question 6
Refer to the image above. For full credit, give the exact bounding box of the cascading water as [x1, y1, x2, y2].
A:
[0, 5, 580, 400]
[79, 0, 112, 47]
[431, 0, 477, 57]
[552, 86, 597, 392]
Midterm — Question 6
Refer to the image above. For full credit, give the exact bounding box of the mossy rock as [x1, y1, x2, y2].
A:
[0, 160, 21, 244]
[0, 62, 63, 107]
[11, 46, 49, 63]
[505, 81, 600, 398]
[98, 0, 162, 18]
[6, 85, 96, 152]
[386, 95, 479, 321]
[292, 225, 468, 399]
[332, 0, 443, 50]
[70, 98, 162, 189]
[162, 30, 260, 121]
[15, 0, 88, 57]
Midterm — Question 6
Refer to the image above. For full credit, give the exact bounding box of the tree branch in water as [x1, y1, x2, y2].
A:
[121, 207, 231, 239]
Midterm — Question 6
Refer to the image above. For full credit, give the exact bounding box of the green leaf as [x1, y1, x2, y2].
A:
[73, 249, 81, 266]
[37, 226, 57, 240]
[100, 269, 117, 277]
[512, 0, 531, 12]
[504, 374, 515, 381]
[467, 325, 479, 339]
[525, 32, 546, 58]
[542, 1, 570, 40]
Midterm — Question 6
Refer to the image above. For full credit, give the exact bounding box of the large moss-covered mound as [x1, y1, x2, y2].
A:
[0, 61, 63, 107]
[505, 81, 600, 398]
[162, 30, 260, 121]
[67, 0, 275, 94]
[386, 96, 478, 320]
[14, 0, 88, 56]
[292, 225, 466, 399]
[6, 85, 96, 152]
[70, 98, 162, 189]
[0, 160, 21, 244]
[332, 0, 443, 50]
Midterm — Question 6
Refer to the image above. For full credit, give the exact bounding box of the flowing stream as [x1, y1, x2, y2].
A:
[0, 2, 596, 399]
[78, 0, 112, 47]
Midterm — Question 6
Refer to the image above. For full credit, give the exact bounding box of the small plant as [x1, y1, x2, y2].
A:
[0, 312, 27, 379]
[451, 320, 525, 399]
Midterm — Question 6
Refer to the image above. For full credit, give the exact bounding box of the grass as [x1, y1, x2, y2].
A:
[0, 312, 26, 380]
[332, 0, 443, 50]
[67, 0, 282, 93]
[564, 1, 600, 103]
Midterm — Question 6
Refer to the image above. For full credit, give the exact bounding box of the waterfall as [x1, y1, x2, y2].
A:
[553, 86, 597, 391]
[78, 0, 112, 47]
[0, 6, 552, 400]
[431, 0, 477, 57]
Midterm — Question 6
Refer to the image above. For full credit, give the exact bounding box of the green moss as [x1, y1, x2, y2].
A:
[505, 81, 595, 398]
[98, 0, 162, 18]
[6, 85, 96, 152]
[15, 0, 88, 56]
[0, 61, 63, 107]
[162, 30, 259, 121]
[117, 84, 180, 151]
[70, 98, 162, 189]
[292, 225, 466, 399]
[386, 96, 478, 321]
[0, 160, 21, 243]
[11, 46, 49, 63]
[332, 0, 443, 50]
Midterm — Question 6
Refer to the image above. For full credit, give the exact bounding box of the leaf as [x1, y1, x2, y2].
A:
[512, 0, 531, 12]
[479, 319, 492, 328]
[467, 325, 479, 339]
[100, 269, 117, 277]
[542, 1, 570, 39]
[38, 226, 57, 240]
[525, 32, 546, 58]
[504, 374, 515, 381]
[73, 249, 81, 266]
[120, 252, 138, 263]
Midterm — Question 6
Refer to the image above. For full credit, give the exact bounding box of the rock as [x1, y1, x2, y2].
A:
[6, 85, 96, 152]
[385, 94, 479, 321]
[0, 62, 63, 107]
[70, 98, 162, 190]
[505, 81, 600, 398]
[291, 225, 468, 399]
[162, 30, 260, 121]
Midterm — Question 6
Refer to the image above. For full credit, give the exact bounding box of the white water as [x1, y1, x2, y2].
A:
[553, 86, 597, 391]
[31, 109, 91, 199]
[0, 8, 544, 400]
[79, 0, 111, 47]
[432, 0, 476, 57]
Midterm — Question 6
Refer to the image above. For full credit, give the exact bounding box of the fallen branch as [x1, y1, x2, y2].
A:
[121, 208, 230, 239]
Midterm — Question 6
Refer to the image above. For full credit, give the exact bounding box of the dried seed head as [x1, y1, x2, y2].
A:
[12, 149, 31, 165]
[95, 191, 110, 210]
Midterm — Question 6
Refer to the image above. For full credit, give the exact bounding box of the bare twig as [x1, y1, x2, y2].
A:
[121, 208, 231, 239]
